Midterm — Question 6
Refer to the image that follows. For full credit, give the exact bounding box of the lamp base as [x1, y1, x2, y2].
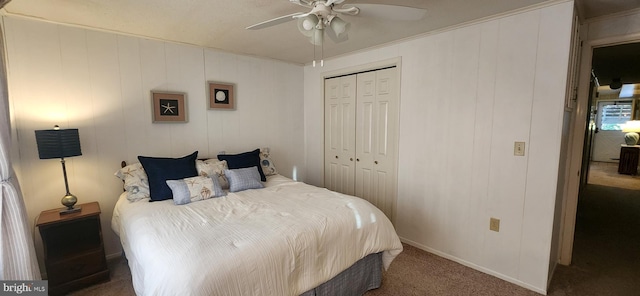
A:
[60, 193, 79, 215]
[60, 205, 82, 215]
[624, 132, 640, 145]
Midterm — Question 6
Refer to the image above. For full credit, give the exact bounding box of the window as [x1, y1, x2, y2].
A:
[598, 101, 632, 131]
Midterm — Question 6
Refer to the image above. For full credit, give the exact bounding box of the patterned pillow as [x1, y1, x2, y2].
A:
[166, 176, 225, 205]
[224, 167, 264, 192]
[196, 159, 229, 189]
[114, 163, 150, 202]
[259, 148, 278, 176]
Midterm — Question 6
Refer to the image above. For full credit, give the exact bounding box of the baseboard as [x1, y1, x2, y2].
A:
[399, 237, 547, 295]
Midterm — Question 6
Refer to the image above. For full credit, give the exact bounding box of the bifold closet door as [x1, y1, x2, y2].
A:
[324, 74, 357, 196]
[355, 68, 398, 221]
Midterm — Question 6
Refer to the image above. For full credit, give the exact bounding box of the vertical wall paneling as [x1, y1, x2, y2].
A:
[4, 16, 305, 272]
[446, 24, 480, 260]
[139, 38, 171, 157]
[468, 20, 499, 266]
[519, 2, 574, 288]
[117, 35, 146, 161]
[305, 2, 573, 293]
[84, 30, 129, 255]
[484, 9, 539, 277]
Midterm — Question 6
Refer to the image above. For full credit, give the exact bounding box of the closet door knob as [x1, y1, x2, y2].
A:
[350, 158, 353, 161]
[356, 158, 360, 162]
[335, 156, 338, 159]
[374, 161, 378, 164]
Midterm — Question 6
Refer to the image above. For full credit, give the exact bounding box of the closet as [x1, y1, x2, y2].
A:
[324, 67, 399, 222]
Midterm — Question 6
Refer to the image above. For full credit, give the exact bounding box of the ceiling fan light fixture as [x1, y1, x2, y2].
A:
[310, 27, 324, 45]
[329, 16, 350, 38]
[610, 77, 623, 90]
[297, 14, 319, 37]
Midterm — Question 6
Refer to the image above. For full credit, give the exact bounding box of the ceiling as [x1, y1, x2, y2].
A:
[1, 0, 639, 65]
[592, 42, 640, 87]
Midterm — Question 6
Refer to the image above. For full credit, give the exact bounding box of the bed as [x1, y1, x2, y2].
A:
[111, 150, 403, 296]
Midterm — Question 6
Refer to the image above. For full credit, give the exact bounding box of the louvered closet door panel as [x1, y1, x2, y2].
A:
[355, 68, 398, 221]
[324, 75, 356, 195]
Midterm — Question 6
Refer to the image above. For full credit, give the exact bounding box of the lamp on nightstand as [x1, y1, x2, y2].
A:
[622, 120, 640, 145]
[35, 125, 83, 214]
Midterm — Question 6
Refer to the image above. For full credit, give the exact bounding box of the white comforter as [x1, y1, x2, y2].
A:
[112, 175, 403, 296]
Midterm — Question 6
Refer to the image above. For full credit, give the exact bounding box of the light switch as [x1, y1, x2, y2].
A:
[514, 142, 525, 156]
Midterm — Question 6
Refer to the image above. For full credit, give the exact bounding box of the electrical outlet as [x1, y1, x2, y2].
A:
[514, 142, 525, 156]
[490, 217, 500, 232]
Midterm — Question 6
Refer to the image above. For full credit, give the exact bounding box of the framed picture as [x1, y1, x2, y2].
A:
[208, 81, 235, 110]
[151, 91, 187, 123]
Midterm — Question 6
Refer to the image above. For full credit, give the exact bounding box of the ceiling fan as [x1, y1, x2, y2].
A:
[246, 0, 427, 45]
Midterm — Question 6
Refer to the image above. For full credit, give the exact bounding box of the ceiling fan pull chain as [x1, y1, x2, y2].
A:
[321, 37, 324, 67]
[313, 31, 317, 67]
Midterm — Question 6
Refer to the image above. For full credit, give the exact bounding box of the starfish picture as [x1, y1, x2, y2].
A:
[161, 102, 176, 114]
[153, 94, 185, 122]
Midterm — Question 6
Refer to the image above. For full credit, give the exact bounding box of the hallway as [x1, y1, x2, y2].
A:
[548, 162, 640, 295]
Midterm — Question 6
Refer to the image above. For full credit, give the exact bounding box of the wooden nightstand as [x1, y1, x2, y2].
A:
[36, 201, 109, 295]
[618, 145, 640, 175]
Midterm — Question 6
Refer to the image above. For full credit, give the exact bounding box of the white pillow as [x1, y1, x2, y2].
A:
[114, 163, 150, 202]
[224, 167, 264, 192]
[196, 159, 229, 189]
[166, 176, 225, 205]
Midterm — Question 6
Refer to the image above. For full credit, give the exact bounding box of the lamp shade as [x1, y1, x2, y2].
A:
[622, 120, 640, 133]
[35, 128, 82, 159]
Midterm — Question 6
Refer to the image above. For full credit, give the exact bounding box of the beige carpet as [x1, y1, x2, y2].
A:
[587, 161, 640, 190]
[69, 161, 639, 296]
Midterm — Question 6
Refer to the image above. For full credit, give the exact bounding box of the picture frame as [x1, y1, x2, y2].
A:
[208, 81, 235, 110]
[151, 91, 187, 123]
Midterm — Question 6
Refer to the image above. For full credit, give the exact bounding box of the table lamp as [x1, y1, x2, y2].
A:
[622, 120, 640, 145]
[35, 125, 82, 214]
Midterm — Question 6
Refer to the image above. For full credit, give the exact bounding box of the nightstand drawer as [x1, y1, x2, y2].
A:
[48, 250, 106, 285]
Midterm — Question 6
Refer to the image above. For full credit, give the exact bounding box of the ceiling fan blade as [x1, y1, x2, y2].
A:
[324, 0, 342, 6]
[289, 0, 314, 9]
[246, 12, 306, 30]
[346, 3, 427, 21]
[333, 6, 359, 15]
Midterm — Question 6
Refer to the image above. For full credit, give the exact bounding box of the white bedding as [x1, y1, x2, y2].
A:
[112, 174, 403, 296]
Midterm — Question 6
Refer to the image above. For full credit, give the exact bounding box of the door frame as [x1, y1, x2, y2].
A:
[560, 33, 640, 265]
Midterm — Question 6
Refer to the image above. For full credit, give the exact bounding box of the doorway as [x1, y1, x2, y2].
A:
[554, 41, 640, 293]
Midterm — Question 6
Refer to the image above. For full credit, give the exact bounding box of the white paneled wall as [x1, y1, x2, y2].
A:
[304, 2, 573, 293]
[3, 16, 304, 273]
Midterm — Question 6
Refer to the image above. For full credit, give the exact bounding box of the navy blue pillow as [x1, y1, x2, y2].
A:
[138, 151, 198, 201]
[217, 149, 266, 181]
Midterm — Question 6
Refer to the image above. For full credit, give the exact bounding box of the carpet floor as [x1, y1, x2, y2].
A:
[69, 162, 639, 295]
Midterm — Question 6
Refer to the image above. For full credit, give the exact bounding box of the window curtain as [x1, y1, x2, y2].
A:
[0, 22, 41, 280]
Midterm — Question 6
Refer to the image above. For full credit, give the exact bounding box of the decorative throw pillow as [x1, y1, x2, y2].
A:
[166, 176, 225, 205]
[259, 148, 278, 176]
[138, 151, 199, 201]
[224, 167, 264, 192]
[114, 162, 150, 202]
[196, 159, 230, 189]
[218, 149, 266, 181]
